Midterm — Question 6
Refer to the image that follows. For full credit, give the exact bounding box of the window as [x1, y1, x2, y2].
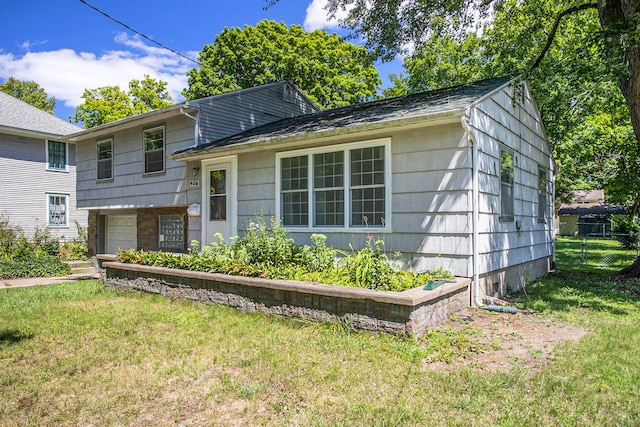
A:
[159, 215, 185, 251]
[500, 150, 514, 221]
[97, 138, 113, 180]
[278, 141, 388, 229]
[143, 126, 165, 174]
[47, 194, 68, 227]
[209, 169, 227, 221]
[538, 167, 547, 222]
[47, 140, 67, 171]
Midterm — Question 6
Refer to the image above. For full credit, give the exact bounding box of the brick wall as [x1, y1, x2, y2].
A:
[137, 207, 188, 252]
[87, 210, 98, 257]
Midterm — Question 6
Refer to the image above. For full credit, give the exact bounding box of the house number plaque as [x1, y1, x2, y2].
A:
[189, 179, 200, 188]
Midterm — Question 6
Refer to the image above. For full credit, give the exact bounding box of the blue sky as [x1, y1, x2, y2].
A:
[0, 0, 402, 122]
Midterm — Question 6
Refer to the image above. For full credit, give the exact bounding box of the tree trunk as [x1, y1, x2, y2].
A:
[599, 0, 640, 151]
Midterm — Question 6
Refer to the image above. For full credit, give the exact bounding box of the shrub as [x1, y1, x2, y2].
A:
[118, 216, 453, 292]
[612, 216, 639, 249]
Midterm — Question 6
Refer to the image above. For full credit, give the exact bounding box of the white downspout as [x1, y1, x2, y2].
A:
[180, 105, 200, 147]
[461, 112, 484, 307]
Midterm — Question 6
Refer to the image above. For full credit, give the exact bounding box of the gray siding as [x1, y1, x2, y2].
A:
[469, 81, 554, 276]
[193, 82, 317, 144]
[76, 116, 193, 209]
[231, 122, 474, 277]
[0, 133, 86, 240]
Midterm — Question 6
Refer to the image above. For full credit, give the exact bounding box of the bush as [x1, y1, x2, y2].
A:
[118, 216, 453, 292]
[0, 216, 72, 279]
[612, 216, 639, 249]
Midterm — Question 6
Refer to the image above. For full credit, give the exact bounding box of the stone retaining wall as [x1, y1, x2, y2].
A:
[103, 261, 470, 336]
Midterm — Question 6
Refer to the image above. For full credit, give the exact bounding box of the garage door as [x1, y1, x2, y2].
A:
[106, 215, 137, 254]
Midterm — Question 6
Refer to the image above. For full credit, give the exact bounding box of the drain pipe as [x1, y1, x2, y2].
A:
[461, 112, 484, 308]
[180, 104, 200, 148]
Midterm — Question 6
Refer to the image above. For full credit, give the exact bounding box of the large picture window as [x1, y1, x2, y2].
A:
[143, 126, 165, 174]
[278, 141, 389, 229]
[47, 194, 68, 227]
[47, 140, 67, 171]
[500, 150, 514, 221]
[97, 138, 113, 180]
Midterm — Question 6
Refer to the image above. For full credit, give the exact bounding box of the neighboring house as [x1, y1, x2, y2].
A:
[557, 190, 625, 236]
[66, 81, 318, 255]
[70, 75, 555, 301]
[0, 91, 86, 240]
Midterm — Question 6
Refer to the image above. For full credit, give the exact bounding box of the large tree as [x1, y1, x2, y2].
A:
[288, 0, 640, 152]
[72, 75, 172, 129]
[0, 77, 56, 113]
[183, 20, 381, 109]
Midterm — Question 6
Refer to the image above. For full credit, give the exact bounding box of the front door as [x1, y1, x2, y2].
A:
[203, 159, 236, 244]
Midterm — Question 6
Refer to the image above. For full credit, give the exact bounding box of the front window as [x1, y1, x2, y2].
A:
[209, 169, 227, 221]
[278, 141, 388, 229]
[47, 140, 67, 171]
[143, 126, 165, 174]
[97, 138, 113, 180]
[47, 194, 68, 227]
[500, 150, 514, 221]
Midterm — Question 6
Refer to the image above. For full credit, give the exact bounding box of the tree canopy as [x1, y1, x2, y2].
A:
[71, 75, 172, 129]
[183, 20, 381, 109]
[0, 77, 56, 114]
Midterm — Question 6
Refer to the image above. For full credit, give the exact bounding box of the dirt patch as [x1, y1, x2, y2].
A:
[425, 307, 588, 372]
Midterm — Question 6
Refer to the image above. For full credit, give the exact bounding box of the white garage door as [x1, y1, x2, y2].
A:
[106, 215, 137, 254]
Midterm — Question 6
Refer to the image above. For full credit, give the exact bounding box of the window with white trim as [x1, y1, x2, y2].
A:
[143, 126, 165, 174]
[47, 194, 68, 227]
[538, 167, 547, 222]
[500, 150, 514, 221]
[278, 141, 388, 229]
[97, 138, 113, 180]
[46, 140, 67, 171]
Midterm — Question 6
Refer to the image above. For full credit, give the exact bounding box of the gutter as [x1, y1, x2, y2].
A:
[461, 112, 484, 308]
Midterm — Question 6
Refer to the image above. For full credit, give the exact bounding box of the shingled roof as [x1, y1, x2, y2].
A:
[173, 75, 516, 159]
[0, 91, 79, 137]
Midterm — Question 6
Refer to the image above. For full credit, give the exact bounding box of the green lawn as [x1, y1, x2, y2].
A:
[0, 238, 638, 426]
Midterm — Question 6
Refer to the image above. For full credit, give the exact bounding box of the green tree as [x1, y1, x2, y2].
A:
[0, 77, 56, 113]
[183, 20, 381, 109]
[72, 75, 172, 129]
[281, 0, 640, 153]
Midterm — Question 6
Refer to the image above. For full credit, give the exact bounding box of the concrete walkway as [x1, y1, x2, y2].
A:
[0, 273, 100, 289]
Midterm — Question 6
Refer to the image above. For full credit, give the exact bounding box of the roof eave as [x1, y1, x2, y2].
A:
[170, 108, 466, 161]
[63, 104, 197, 141]
[0, 125, 76, 142]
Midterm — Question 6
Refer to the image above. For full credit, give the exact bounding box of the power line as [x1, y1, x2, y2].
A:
[79, 0, 200, 66]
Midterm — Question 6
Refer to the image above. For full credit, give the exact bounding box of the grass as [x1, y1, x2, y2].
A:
[0, 237, 639, 425]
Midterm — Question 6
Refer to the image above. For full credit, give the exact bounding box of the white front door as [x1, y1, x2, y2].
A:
[203, 158, 236, 244]
[106, 214, 137, 254]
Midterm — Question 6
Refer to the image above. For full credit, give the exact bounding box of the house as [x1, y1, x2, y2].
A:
[66, 81, 318, 255]
[70, 75, 555, 302]
[557, 190, 626, 236]
[0, 91, 86, 240]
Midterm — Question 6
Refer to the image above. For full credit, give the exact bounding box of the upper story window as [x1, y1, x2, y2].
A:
[97, 138, 113, 180]
[47, 140, 67, 171]
[143, 126, 165, 174]
[278, 140, 390, 230]
[500, 150, 514, 221]
[538, 167, 547, 222]
[47, 194, 68, 227]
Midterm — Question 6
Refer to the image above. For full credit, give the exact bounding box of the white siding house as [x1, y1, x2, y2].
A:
[66, 81, 318, 256]
[170, 76, 555, 302]
[0, 92, 86, 240]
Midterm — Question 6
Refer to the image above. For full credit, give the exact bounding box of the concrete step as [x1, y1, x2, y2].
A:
[69, 267, 97, 275]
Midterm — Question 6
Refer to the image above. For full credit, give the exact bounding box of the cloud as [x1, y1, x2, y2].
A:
[303, 0, 350, 31]
[0, 33, 194, 117]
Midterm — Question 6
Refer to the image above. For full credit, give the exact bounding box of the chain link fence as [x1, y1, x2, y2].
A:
[579, 233, 640, 270]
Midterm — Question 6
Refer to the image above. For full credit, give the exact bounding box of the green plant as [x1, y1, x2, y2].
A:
[612, 216, 639, 249]
[338, 236, 398, 290]
[299, 234, 336, 271]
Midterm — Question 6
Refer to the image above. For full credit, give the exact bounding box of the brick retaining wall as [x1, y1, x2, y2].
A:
[103, 261, 470, 336]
